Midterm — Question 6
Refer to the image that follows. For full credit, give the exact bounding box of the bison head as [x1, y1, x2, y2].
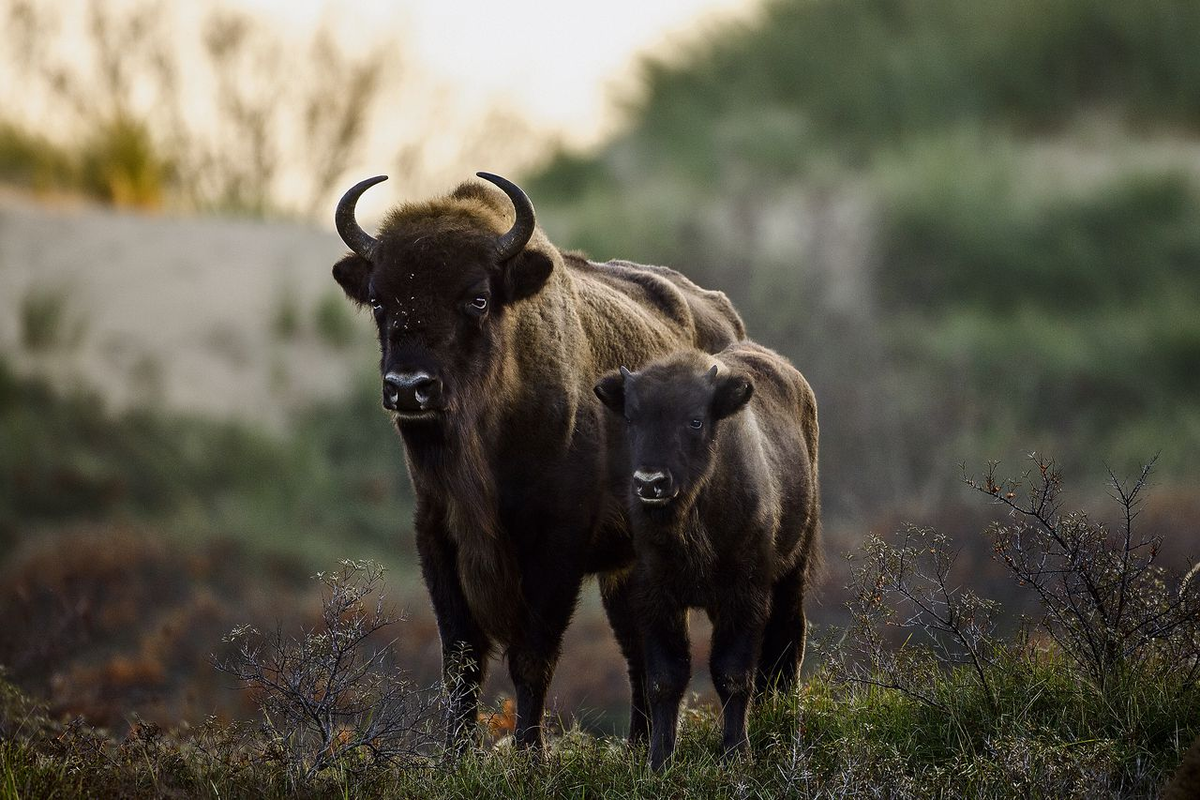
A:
[331, 173, 553, 424]
[594, 354, 754, 509]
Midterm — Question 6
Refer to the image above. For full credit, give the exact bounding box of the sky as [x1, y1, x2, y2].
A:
[233, 0, 758, 148]
[0, 0, 758, 213]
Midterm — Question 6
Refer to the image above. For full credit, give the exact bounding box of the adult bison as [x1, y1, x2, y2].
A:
[330, 172, 745, 749]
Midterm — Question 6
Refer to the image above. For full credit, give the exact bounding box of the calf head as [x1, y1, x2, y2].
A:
[331, 173, 554, 425]
[594, 353, 754, 509]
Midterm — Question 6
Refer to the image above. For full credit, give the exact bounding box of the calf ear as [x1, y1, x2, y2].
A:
[712, 371, 754, 419]
[333, 254, 372, 305]
[503, 249, 554, 304]
[593, 368, 627, 415]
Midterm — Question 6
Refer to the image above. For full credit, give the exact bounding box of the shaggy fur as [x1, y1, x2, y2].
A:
[332, 178, 745, 750]
[594, 342, 820, 769]
[1165, 734, 1200, 800]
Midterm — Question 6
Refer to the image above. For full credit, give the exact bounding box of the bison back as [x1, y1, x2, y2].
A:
[568, 256, 745, 357]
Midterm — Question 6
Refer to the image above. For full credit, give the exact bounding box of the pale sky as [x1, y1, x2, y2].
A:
[1, 0, 758, 213]
[233, 0, 758, 148]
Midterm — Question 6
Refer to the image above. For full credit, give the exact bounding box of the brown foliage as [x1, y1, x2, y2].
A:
[0, 525, 308, 727]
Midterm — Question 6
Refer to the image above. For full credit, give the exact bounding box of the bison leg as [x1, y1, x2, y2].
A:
[600, 574, 650, 746]
[643, 605, 690, 771]
[506, 648, 553, 750]
[710, 606, 766, 759]
[755, 563, 808, 697]
[416, 519, 492, 753]
[506, 566, 584, 751]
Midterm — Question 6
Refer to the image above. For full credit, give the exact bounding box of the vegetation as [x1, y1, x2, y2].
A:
[4, 0, 1200, 793]
[214, 561, 440, 784]
[3, 462, 1197, 797]
[16, 282, 86, 353]
[313, 289, 360, 350]
[0, 357, 412, 565]
[526, 0, 1200, 514]
[0, 0, 545, 216]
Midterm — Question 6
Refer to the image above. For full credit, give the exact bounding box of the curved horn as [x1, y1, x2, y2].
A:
[476, 172, 536, 261]
[335, 175, 388, 259]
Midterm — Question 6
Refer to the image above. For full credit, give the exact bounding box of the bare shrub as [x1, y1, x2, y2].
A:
[842, 455, 1200, 715]
[0, 0, 388, 216]
[214, 560, 439, 783]
[966, 455, 1200, 691]
[843, 525, 1000, 711]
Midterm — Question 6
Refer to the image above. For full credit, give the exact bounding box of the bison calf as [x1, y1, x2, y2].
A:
[594, 342, 819, 769]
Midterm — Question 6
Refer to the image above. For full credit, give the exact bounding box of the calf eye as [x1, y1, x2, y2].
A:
[689, 418, 703, 430]
[468, 296, 489, 313]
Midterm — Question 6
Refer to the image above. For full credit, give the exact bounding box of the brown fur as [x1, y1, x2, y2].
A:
[595, 342, 820, 768]
[332, 177, 745, 748]
[1165, 735, 1200, 799]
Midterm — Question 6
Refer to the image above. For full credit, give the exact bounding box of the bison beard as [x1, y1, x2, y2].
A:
[402, 418, 523, 642]
[331, 172, 746, 752]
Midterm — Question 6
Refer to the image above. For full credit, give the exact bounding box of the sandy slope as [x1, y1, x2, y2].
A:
[0, 194, 377, 427]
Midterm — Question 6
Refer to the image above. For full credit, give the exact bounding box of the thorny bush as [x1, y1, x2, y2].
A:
[844, 456, 1200, 707]
[214, 560, 440, 784]
[845, 525, 1001, 712]
[968, 455, 1200, 691]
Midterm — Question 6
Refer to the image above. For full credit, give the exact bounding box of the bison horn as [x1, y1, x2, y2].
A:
[335, 175, 387, 259]
[477, 172, 536, 261]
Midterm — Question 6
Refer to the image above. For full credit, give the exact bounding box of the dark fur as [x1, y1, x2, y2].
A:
[331, 179, 745, 750]
[594, 343, 820, 769]
[1165, 734, 1200, 800]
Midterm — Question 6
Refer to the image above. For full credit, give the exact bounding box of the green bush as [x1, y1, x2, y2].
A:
[0, 357, 410, 565]
[0, 123, 77, 190]
[18, 282, 86, 353]
[79, 117, 170, 209]
[877, 159, 1200, 313]
[313, 290, 359, 349]
[629, 0, 1200, 165]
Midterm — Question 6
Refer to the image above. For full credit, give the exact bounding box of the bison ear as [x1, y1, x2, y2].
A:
[502, 249, 553, 305]
[711, 370, 754, 420]
[332, 254, 372, 305]
[593, 368, 627, 415]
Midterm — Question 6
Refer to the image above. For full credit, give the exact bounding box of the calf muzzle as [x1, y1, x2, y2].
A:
[633, 469, 676, 504]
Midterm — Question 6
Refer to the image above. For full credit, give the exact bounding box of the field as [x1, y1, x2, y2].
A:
[4, 0, 1200, 796]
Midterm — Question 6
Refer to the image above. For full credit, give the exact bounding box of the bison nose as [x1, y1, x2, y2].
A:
[383, 371, 442, 413]
[633, 469, 675, 503]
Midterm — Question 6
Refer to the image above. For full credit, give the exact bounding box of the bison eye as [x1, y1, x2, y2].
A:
[369, 298, 384, 316]
[689, 418, 703, 430]
[468, 295, 489, 314]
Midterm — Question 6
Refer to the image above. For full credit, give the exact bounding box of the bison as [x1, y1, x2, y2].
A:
[593, 342, 820, 769]
[330, 172, 745, 750]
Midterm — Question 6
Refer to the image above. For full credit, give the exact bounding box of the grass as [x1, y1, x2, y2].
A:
[0, 650, 1193, 798]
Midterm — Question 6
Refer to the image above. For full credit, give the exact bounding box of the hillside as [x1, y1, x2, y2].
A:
[528, 0, 1200, 523]
[0, 191, 374, 427]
